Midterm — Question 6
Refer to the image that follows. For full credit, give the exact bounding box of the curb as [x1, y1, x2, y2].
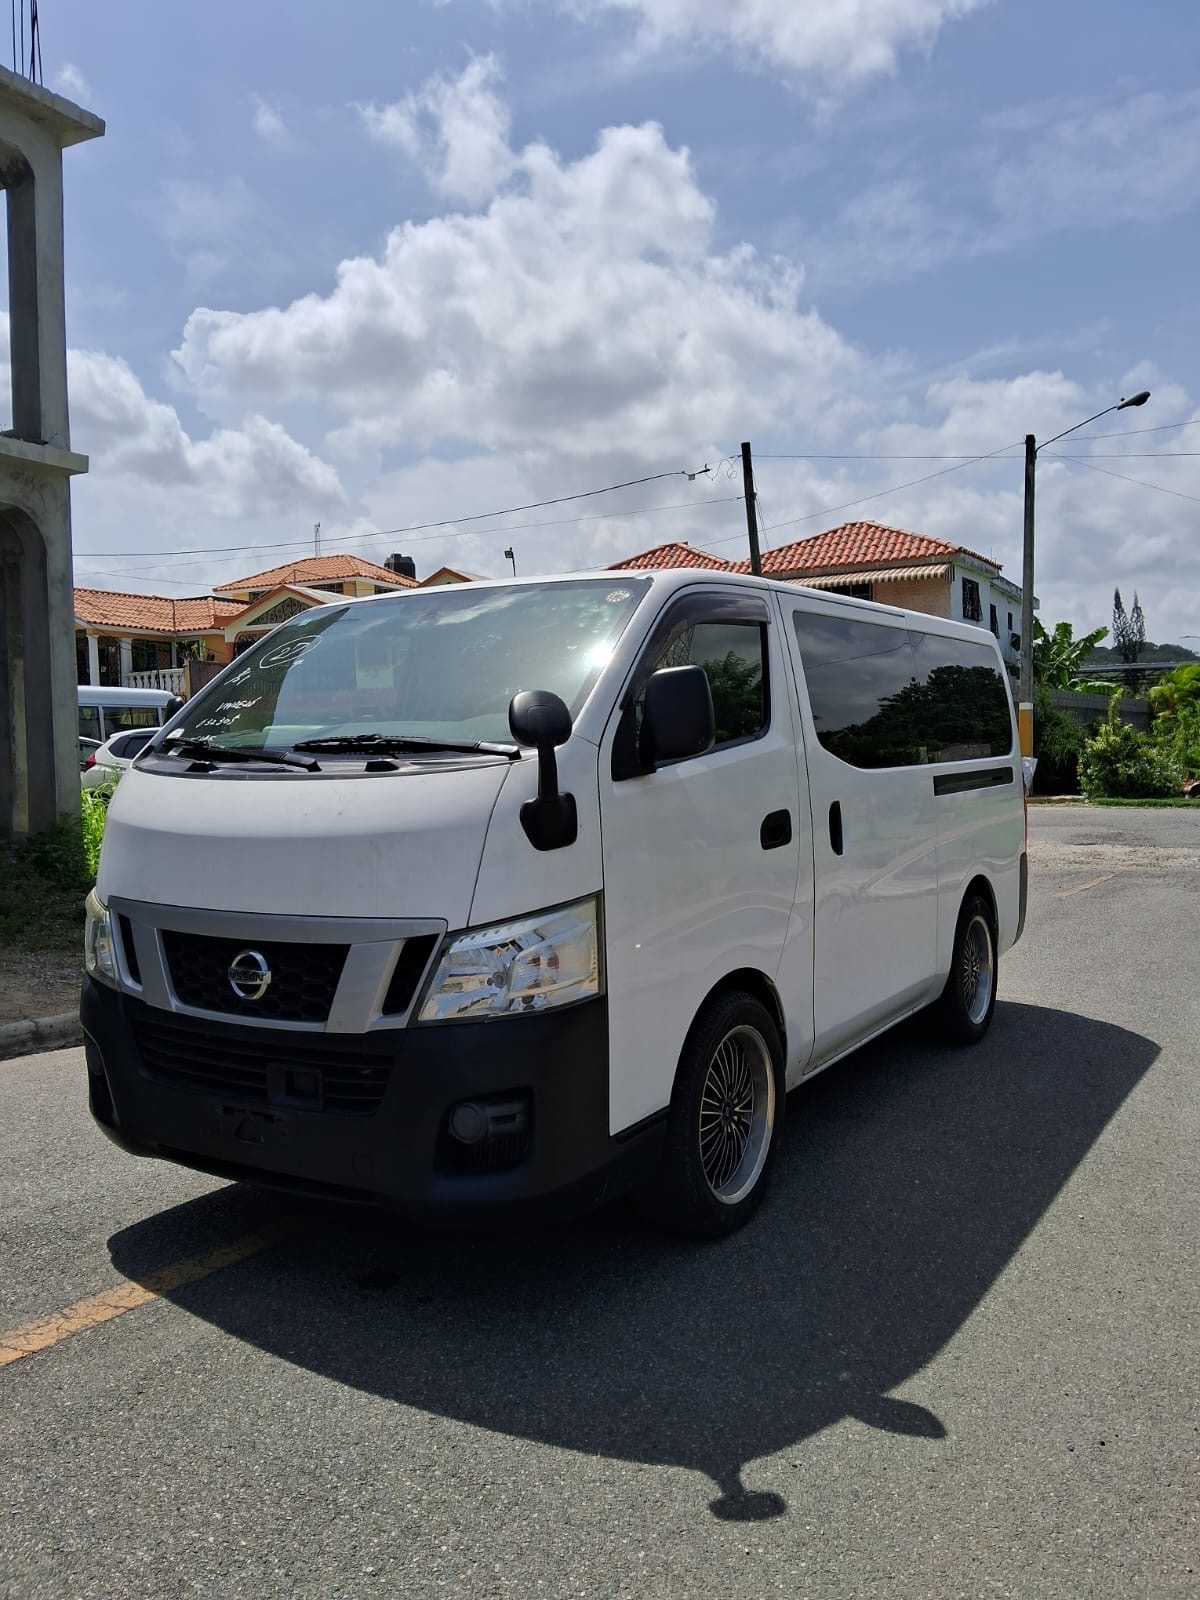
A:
[0, 1012, 83, 1063]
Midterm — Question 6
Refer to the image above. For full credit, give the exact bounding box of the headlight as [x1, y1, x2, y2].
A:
[84, 888, 119, 988]
[419, 897, 601, 1023]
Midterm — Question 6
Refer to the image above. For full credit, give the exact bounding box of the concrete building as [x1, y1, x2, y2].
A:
[0, 66, 102, 840]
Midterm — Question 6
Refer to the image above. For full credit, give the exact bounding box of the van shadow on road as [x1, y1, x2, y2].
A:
[109, 1002, 1157, 1523]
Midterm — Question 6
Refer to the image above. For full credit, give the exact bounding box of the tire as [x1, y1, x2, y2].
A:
[933, 893, 997, 1046]
[639, 991, 785, 1238]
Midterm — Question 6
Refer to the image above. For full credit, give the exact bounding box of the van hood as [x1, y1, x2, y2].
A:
[97, 761, 513, 924]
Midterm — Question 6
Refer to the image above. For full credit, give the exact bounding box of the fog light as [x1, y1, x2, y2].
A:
[448, 1102, 490, 1145]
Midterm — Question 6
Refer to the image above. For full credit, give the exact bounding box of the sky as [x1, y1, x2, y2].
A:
[7, 0, 1200, 644]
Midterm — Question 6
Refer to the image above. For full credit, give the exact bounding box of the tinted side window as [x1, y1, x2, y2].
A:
[909, 633, 1013, 759]
[110, 730, 156, 759]
[791, 611, 922, 768]
[78, 706, 101, 740]
[107, 705, 164, 733]
[649, 620, 766, 746]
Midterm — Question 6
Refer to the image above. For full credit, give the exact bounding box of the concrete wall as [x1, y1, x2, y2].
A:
[0, 70, 102, 840]
[1049, 688, 1150, 733]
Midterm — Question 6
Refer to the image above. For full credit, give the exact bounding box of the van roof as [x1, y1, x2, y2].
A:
[77, 686, 176, 705]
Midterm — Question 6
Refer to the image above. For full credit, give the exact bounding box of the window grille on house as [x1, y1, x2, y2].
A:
[989, 603, 999, 637]
[961, 577, 982, 623]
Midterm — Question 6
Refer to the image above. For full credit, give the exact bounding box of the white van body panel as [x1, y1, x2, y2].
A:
[468, 739, 604, 929]
[98, 761, 510, 924]
[597, 583, 813, 1135]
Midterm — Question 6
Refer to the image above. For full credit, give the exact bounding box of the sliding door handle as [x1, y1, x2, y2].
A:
[828, 801, 844, 856]
[760, 809, 792, 850]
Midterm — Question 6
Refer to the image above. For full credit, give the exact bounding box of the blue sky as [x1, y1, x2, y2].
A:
[11, 0, 1200, 642]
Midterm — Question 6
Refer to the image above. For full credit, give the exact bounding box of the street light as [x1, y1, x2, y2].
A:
[1019, 389, 1151, 756]
[504, 546, 516, 577]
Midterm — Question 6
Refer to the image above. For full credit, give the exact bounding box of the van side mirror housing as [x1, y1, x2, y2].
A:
[165, 695, 186, 720]
[639, 665, 715, 767]
[508, 690, 578, 851]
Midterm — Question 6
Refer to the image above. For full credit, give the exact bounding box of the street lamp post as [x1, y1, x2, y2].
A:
[1018, 390, 1151, 756]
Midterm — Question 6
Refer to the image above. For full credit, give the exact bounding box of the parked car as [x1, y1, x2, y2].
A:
[82, 727, 158, 789]
[78, 736, 101, 772]
[77, 686, 181, 745]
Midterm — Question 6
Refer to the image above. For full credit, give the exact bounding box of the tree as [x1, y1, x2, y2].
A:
[1032, 618, 1110, 690]
[1112, 588, 1146, 665]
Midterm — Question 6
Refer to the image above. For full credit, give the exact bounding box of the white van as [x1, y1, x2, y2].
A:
[81, 572, 1027, 1234]
[77, 686, 180, 745]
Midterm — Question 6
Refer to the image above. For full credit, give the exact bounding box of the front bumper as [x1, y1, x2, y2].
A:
[81, 979, 659, 1218]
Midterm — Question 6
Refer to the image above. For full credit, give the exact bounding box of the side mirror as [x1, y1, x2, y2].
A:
[508, 690, 578, 851]
[165, 695, 186, 720]
[640, 665, 715, 767]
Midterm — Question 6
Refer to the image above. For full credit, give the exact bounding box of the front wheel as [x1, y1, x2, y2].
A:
[639, 991, 785, 1237]
[933, 894, 997, 1045]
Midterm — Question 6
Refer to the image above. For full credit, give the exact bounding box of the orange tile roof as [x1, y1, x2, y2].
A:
[74, 589, 244, 634]
[730, 521, 1000, 577]
[609, 541, 737, 572]
[213, 554, 418, 592]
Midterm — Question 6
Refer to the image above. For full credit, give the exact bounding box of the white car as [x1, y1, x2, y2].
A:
[82, 727, 158, 789]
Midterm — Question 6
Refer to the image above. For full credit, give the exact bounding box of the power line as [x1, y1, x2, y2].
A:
[1046, 454, 1200, 507]
[731, 440, 1025, 545]
[754, 452, 1023, 461]
[80, 465, 714, 562]
[1073, 416, 1200, 440]
[73, 492, 743, 586]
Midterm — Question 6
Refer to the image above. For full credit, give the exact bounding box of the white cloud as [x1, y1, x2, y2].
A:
[53, 62, 92, 102]
[66, 347, 344, 516]
[546, 0, 985, 90]
[252, 95, 290, 148]
[156, 176, 256, 284]
[358, 54, 516, 205]
[177, 72, 871, 467]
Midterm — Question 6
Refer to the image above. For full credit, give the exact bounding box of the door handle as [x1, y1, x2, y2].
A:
[760, 809, 792, 850]
[828, 801, 844, 856]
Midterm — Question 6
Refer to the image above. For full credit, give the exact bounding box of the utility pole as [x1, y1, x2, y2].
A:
[314, 521, 321, 557]
[740, 441, 762, 577]
[1019, 435, 1036, 758]
[1017, 390, 1149, 760]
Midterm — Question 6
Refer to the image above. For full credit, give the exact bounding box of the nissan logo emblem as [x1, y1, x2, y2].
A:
[228, 949, 272, 1002]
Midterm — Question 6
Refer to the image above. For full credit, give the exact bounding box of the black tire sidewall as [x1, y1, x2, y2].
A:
[649, 991, 786, 1237]
[938, 894, 997, 1045]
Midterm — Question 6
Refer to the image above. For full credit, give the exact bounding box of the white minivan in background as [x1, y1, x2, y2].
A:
[77, 686, 180, 745]
[81, 571, 1026, 1235]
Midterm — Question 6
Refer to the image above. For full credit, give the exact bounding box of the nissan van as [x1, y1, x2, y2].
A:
[81, 571, 1027, 1234]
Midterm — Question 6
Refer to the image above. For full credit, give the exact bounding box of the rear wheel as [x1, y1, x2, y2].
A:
[639, 991, 784, 1237]
[933, 893, 997, 1045]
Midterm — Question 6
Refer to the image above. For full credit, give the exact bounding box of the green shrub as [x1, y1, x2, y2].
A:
[1031, 687, 1089, 794]
[1079, 695, 1180, 800]
[80, 786, 114, 878]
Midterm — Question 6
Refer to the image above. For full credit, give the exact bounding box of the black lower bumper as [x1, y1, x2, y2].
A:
[81, 980, 661, 1219]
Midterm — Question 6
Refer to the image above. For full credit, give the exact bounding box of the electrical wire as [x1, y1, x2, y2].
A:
[79, 464, 714, 562]
[1043, 454, 1200, 507]
[707, 440, 1025, 547]
[73, 492, 743, 586]
[1071, 417, 1200, 440]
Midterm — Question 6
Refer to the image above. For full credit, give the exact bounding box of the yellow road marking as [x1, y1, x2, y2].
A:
[0, 1224, 290, 1370]
[1056, 873, 1118, 898]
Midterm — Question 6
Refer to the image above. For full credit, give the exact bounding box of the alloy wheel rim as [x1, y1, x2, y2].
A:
[698, 1024, 775, 1205]
[961, 914, 995, 1026]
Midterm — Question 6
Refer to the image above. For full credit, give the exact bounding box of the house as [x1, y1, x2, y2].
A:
[212, 553, 419, 605]
[419, 565, 484, 587]
[728, 522, 1027, 664]
[608, 540, 738, 572]
[74, 589, 246, 690]
[75, 554, 422, 691]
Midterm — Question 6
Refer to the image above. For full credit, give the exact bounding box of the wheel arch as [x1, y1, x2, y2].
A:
[962, 873, 998, 936]
[688, 967, 787, 1062]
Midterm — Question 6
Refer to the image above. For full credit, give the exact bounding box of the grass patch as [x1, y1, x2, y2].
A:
[1091, 796, 1200, 809]
[0, 791, 111, 954]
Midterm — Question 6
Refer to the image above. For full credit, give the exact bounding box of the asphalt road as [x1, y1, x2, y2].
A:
[2, 806, 1197, 1599]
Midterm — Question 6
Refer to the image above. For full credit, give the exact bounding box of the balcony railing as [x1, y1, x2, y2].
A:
[126, 667, 186, 694]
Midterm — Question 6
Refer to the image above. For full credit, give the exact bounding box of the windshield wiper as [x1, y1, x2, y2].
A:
[165, 737, 321, 771]
[292, 733, 519, 759]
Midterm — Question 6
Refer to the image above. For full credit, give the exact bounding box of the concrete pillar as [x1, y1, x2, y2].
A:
[86, 631, 99, 686]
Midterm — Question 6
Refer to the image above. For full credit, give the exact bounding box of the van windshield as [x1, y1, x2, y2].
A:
[169, 579, 650, 753]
